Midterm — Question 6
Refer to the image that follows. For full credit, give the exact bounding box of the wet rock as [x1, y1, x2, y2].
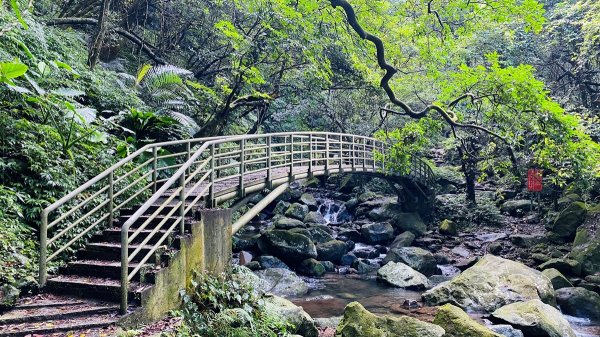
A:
[0, 284, 19, 311]
[585, 274, 600, 284]
[488, 242, 502, 254]
[285, 203, 309, 220]
[383, 247, 438, 276]
[263, 295, 318, 337]
[317, 240, 347, 264]
[290, 226, 334, 244]
[321, 261, 335, 272]
[337, 229, 361, 242]
[258, 230, 317, 264]
[274, 217, 306, 230]
[272, 200, 291, 215]
[451, 245, 471, 258]
[500, 200, 533, 215]
[532, 253, 551, 264]
[233, 234, 260, 252]
[360, 222, 394, 244]
[389, 231, 415, 249]
[392, 213, 427, 236]
[491, 299, 576, 337]
[298, 258, 325, 277]
[254, 268, 309, 296]
[304, 211, 325, 224]
[352, 259, 378, 274]
[300, 193, 318, 210]
[555, 287, 600, 320]
[340, 253, 357, 266]
[510, 234, 546, 247]
[455, 257, 479, 270]
[541, 268, 572, 290]
[344, 198, 359, 212]
[257, 255, 289, 269]
[423, 255, 555, 313]
[344, 240, 355, 252]
[433, 304, 502, 337]
[377, 262, 428, 289]
[546, 201, 587, 239]
[239, 251, 253, 266]
[538, 258, 581, 276]
[354, 248, 379, 259]
[336, 302, 445, 337]
[488, 325, 524, 337]
[439, 219, 457, 236]
[246, 261, 261, 270]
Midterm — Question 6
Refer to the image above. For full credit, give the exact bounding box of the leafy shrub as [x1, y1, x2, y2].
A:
[175, 268, 292, 337]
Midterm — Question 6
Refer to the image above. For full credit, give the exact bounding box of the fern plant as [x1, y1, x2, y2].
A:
[119, 64, 200, 135]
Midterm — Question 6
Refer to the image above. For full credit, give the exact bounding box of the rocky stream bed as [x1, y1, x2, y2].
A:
[231, 175, 600, 337]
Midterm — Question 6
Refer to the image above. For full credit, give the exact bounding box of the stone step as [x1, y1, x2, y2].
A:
[45, 275, 151, 303]
[77, 242, 163, 262]
[0, 314, 118, 337]
[120, 203, 198, 217]
[0, 302, 118, 325]
[92, 227, 173, 245]
[60, 260, 158, 282]
[115, 214, 194, 231]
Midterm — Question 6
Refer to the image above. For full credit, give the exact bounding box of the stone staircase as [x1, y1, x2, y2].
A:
[0, 203, 191, 336]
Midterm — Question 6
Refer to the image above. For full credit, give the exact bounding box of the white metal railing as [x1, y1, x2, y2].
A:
[38, 132, 434, 314]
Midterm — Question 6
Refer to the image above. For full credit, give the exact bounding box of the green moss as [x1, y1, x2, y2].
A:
[433, 304, 501, 337]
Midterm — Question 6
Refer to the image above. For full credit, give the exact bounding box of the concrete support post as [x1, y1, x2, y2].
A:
[201, 209, 233, 274]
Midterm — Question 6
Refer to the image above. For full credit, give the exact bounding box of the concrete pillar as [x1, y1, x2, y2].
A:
[201, 209, 233, 274]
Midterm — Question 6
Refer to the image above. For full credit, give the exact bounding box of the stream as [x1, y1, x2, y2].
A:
[236, 192, 600, 337]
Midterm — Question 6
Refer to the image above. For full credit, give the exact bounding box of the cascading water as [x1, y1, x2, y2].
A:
[317, 197, 352, 225]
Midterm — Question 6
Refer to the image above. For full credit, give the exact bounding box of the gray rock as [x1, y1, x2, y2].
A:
[488, 242, 502, 254]
[316, 240, 347, 264]
[500, 200, 533, 215]
[337, 229, 361, 242]
[273, 200, 291, 214]
[300, 193, 318, 210]
[340, 253, 357, 266]
[285, 203, 310, 220]
[538, 258, 581, 276]
[489, 324, 524, 337]
[274, 217, 306, 230]
[298, 258, 325, 277]
[392, 212, 427, 236]
[239, 251, 253, 266]
[423, 255, 555, 313]
[491, 299, 576, 337]
[352, 260, 378, 274]
[389, 231, 415, 249]
[555, 287, 600, 320]
[253, 268, 309, 296]
[360, 222, 394, 244]
[321, 261, 335, 272]
[510, 234, 546, 247]
[257, 255, 289, 269]
[383, 247, 438, 276]
[233, 234, 260, 252]
[377, 262, 428, 289]
[546, 202, 587, 239]
[263, 295, 318, 337]
[290, 226, 334, 244]
[304, 211, 326, 224]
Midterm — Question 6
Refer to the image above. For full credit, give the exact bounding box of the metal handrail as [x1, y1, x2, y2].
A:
[38, 131, 434, 314]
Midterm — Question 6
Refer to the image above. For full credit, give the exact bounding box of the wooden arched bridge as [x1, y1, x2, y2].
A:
[1, 132, 434, 335]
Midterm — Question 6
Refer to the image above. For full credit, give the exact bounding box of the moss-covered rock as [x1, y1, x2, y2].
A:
[538, 258, 581, 276]
[274, 217, 306, 230]
[500, 200, 533, 215]
[290, 226, 334, 244]
[541, 268, 573, 290]
[300, 193, 318, 209]
[335, 302, 445, 337]
[423, 255, 555, 313]
[258, 230, 317, 264]
[433, 304, 502, 337]
[383, 247, 438, 276]
[569, 208, 600, 275]
[360, 222, 394, 244]
[555, 287, 600, 320]
[298, 258, 325, 277]
[439, 219, 457, 236]
[263, 295, 318, 337]
[285, 203, 310, 220]
[304, 211, 326, 224]
[389, 231, 415, 249]
[546, 201, 587, 239]
[491, 299, 576, 337]
[317, 240, 348, 264]
[253, 268, 309, 297]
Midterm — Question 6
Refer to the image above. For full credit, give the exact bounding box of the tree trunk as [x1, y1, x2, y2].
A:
[88, 0, 112, 69]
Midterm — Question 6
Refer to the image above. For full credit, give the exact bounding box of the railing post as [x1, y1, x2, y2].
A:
[108, 171, 114, 226]
[351, 136, 356, 171]
[209, 144, 215, 208]
[239, 139, 246, 198]
[381, 143, 386, 172]
[308, 134, 313, 176]
[179, 172, 186, 234]
[152, 147, 158, 193]
[339, 135, 343, 172]
[325, 134, 330, 173]
[289, 135, 294, 180]
[266, 136, 272, 188]
[372, 140, 376, 171]
[362, 138, 366, 171]
[186, 142, 191, 175]
[39, 210, 48, 287]
[120, 225, 129, 315]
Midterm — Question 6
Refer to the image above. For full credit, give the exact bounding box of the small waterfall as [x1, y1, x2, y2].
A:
[317, 198, 351, 225]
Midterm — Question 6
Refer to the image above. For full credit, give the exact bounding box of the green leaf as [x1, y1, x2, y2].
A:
[136, 64, 152, 86]
[0, 62, 28, 80]
[10, 0, 29, 30]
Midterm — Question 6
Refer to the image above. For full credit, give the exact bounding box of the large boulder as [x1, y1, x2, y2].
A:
[300, 193, 318, 210]
[253, 268, 309, 296]
[336, 302, 445, 337]
[317, 240, 348, 264]
[555, 287, 600, 320]
[569, 208, 600, 275]
[433, 304, 502, 337]
[546, 202, 587, 239]
[538, 258, 580, 276]
[360, 222, 394, 244]
[367, 203, 427, 236]
[285, 203, 310, 220]
[274, 217, 306, 230]
[377, 262, 428, 289]
[422, 255, 555, 313]
[290, 226, 334, 244]
[304, 211, 326, 225]
[258, 230, 317, 264]
[491, 300, 576, 337]
[389, 231, 415, 249]
[298, 258, 326, 277]
[263, 295, 318, 337]
[383, 247, 438, 276]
